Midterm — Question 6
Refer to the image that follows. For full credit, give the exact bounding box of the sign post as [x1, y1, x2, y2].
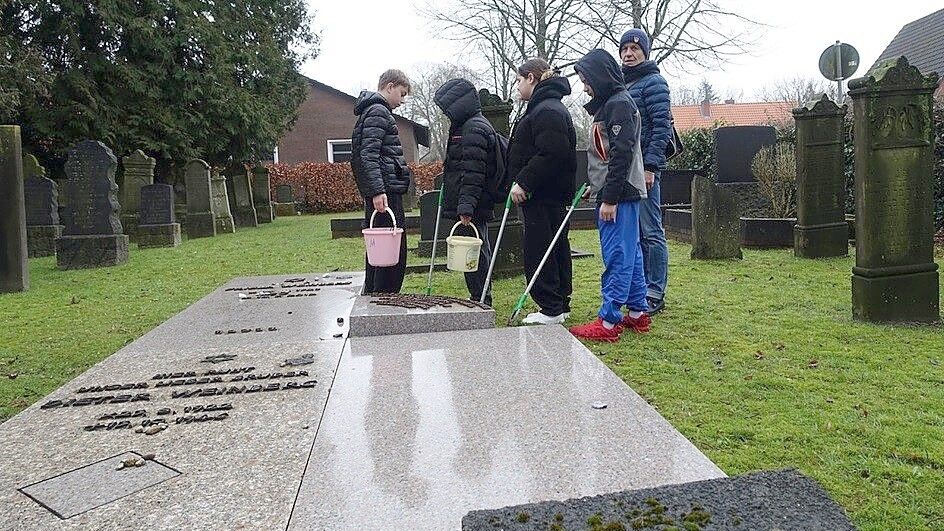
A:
[819, 41, 860, 100]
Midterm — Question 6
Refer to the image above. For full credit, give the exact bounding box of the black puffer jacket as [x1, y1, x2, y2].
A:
[434, 78, 496, 222]
[507, 76, 577, 205]
[351, 91, 411, 198]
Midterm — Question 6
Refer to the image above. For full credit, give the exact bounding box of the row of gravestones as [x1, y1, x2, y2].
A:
[691, 57, 939, 324]
[0, 132, 280, 293]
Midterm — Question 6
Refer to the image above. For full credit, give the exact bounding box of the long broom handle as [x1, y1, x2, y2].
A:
[508, 183, 587, 324]
[479, 191, 513, 304]
[425, 187, 445, 296]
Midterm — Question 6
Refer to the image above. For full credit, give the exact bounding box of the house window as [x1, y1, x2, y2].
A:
[327, 139, 353, 163]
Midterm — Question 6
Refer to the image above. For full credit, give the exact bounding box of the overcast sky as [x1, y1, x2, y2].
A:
[303, 1, 940, 102]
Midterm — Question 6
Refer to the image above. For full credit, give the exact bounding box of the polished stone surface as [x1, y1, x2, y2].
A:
[287, 326, 724, 530]
[463, 469, 856, 531]
[349, 294, 495, 337]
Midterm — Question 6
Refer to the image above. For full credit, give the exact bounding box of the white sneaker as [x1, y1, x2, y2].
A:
[522, 312, 568, 325]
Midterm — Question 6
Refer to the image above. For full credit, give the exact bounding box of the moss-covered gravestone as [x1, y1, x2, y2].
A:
[230, 167, 258, 228]
[0, 126, 28, 292]
[184, 159, 217, 239]
[210, 168, 235, 234]
[691, 175, 742, 260]
[119, 149, 155, 242]
[274, 184, 296, 217]
[56, 140, 129, 270]
[252, 166, 274, 223]
[793, 94, 849, 258]
[848, 56, 940, 324]
[23, 154, 62, 258]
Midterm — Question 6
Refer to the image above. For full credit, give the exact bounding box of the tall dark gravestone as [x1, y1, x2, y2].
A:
[138, 184, 181, 248]
[55, 140, 129, 270]
[478, 88, 523, 278]
[690, 175, 742, 260]
[274, 184, 296, 217]
[714, 126, 778, 183]
[210, 168, 235, 234]
[230, 167, 259, 228]
[119, 149, 155, 242]
[793, 95, 849, 258]
[252, 166, 274, 223]
[23, 154, 62, 258]
[185, 159, 217, 239]
[848, 56, 940, 324]
[0, 126, 28, 292]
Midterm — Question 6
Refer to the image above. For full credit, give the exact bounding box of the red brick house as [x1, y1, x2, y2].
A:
[276, 77, 430, 165]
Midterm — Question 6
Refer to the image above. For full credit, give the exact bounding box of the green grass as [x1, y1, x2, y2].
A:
[1, 213, 943, 530]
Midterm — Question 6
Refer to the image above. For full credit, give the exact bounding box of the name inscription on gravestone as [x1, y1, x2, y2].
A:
[139, 184, 176, 226]
[62, 141, 121, 236]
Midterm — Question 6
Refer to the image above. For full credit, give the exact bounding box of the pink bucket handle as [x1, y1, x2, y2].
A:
[368, 208, 398, 231]
[448, 221, 480, 240]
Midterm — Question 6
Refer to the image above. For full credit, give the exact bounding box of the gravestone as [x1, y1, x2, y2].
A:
[56, 140, 129, 270]
[274, 184, 296, 217]
[251, 166, 273, 223]
[229, 168, 258, 228]
[793, 94, 849, 258]
[184, 159, 216, 239]
[0, 126, 28, 292]
[690, 175, 742, 260]
[714, 126, 778, 183]
[210, 169, 235, 234]
[415, 190, 447, 256]
[23, 154, 63, 258]
[848, 56, 940, 323]
[137, 184, 181, 248]
[119, 150, 155, 242]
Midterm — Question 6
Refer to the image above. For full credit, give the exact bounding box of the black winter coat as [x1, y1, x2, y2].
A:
[351, 91, 411, 198]
[507, 76, 577, 205]
[434, 79, 496, 222]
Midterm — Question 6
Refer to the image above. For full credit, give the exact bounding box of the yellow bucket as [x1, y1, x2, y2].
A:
[445, 222, 482, 272]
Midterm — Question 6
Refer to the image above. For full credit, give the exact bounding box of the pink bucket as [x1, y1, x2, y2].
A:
[362, 208, 404, 267]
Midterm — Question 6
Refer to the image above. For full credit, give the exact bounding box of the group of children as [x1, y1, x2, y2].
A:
[351, 29, 670, 343]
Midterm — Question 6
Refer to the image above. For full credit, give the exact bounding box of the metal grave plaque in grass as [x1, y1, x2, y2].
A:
[23, 154, 62, 258]
[138, 184, 181, 248]
[184, 159, 216, 239]
[119, 149, 155, 242]
[0, 125, 28, 292]
[55, 140, 129, 270]
[251, 166, 273, 223]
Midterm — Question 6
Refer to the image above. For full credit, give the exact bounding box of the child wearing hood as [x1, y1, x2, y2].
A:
[351, 69, 413, 293]
[569, 49, 651, 342]
[433, 78, 498, 305]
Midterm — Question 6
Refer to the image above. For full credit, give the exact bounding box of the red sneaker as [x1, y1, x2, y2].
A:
[569, 318, 622, 342]
[621, 313, 651, 334]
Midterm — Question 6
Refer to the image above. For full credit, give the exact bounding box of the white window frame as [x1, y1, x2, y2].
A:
[326, 139, 353, 163]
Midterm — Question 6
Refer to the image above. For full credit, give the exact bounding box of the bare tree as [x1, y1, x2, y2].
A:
[671, 84, 701, 105]
[755, 75, 840, 105]
[585, 0, 764, 74]
[401, 62, 482, 160]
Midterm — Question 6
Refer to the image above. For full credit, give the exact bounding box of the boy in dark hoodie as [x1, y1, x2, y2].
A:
[433, 78, 497, 306]
[569, 49, 651, 342]
[351, 69, 413, 293]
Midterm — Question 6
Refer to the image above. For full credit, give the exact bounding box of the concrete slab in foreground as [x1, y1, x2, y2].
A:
[287, 325, 724, 530]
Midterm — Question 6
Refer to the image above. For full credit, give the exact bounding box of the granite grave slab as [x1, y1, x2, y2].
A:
[462, 469, 856, 531]
[23, 154, 62, 258]
[348, 293, 496, 337]
[55, 140, 129, 270]
[1, 125, 29, 292]
[286, 325, 724, 530]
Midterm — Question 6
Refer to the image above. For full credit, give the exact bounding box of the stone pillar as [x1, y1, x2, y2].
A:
[478, 89, 523, 278]
[120, 149, 155, 241]
[210, 168, 236, 234]
[793, 94, 849, 258]
[691, 175, 742, 260]
[0, 126, 28, 292]
[848, 56, 940, 323]
[251, 166, 273, 223]
[56, 140, 130, 270]
[184, 159, 217, 239]
[23, 154, 62, 258]
[230, 167, 258, 228]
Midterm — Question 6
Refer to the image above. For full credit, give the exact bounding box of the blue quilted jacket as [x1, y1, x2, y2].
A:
[623, 61, 672, 172]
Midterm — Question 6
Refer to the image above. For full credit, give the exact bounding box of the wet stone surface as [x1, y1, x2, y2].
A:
[349, 293, 495, 337]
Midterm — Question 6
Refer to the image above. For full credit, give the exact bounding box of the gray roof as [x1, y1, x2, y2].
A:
[870, 8, 944, 77]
